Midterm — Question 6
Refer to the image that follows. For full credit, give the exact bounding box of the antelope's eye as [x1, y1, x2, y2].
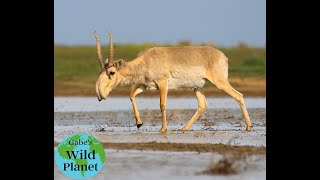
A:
[110, 71, 115, 75]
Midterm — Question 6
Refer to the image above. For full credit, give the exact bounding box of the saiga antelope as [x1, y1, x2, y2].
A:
[94, 32, 252, 132]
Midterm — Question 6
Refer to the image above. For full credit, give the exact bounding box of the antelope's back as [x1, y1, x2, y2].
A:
[142, 46, 227, 79]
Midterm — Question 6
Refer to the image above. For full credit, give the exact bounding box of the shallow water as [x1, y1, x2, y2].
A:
[54, 97, 266, 112]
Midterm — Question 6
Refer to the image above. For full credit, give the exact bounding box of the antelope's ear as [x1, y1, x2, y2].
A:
[115, 59, 125, 70]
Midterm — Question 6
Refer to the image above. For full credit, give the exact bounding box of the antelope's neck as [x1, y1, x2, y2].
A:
[118, 56, 147, 86]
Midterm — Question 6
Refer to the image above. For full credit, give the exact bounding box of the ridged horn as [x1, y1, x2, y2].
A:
[107, 32, 114, 66]
[94, 31, 105, 72]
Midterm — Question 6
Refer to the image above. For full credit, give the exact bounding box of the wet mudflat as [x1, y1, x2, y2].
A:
[54, 97, 266, 179]
[54, 108, 266, 146]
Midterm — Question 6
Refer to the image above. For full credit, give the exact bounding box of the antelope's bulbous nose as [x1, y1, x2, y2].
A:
[99, 92, 107, 100]
[98, 95, 106, 102]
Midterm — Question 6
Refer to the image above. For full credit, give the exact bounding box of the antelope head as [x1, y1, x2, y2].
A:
[94, 32, 124, 101]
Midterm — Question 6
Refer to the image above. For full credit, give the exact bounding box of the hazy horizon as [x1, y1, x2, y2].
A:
[54, 0, 266, 47]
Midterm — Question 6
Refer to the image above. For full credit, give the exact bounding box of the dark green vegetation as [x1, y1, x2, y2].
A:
[54, 44, 265, 96]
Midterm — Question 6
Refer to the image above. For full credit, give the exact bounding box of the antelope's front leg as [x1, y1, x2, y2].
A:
[130, 84, 146, 129]
[156, 80, 168, 133]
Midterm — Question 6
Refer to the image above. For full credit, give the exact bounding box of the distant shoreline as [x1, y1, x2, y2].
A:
[54, 87, 265, 97]
[54, 77, 265, 97]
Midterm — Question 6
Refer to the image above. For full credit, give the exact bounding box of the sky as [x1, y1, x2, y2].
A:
[54, 0, 266, 47]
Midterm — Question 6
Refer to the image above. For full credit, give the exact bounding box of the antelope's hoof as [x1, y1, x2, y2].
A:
[137, 123, 143, 129]
[159, 128, 167, 133]
[178, 127, 188, 131]
[246, 126, 252, 132]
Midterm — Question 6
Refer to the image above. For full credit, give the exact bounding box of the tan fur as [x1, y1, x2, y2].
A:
[96, 45, 252, 132]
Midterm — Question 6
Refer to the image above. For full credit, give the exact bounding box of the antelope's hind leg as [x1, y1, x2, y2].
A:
[180, 88, 207, 131]
[207, 77, 252, 131]
[130, 84, 146, 129]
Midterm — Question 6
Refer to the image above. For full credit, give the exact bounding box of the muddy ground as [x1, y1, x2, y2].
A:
[54, 97, 266, 179]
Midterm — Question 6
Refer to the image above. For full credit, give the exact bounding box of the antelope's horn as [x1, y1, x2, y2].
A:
[94, 31, 105, 72]
[108, 32, 114, 65]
